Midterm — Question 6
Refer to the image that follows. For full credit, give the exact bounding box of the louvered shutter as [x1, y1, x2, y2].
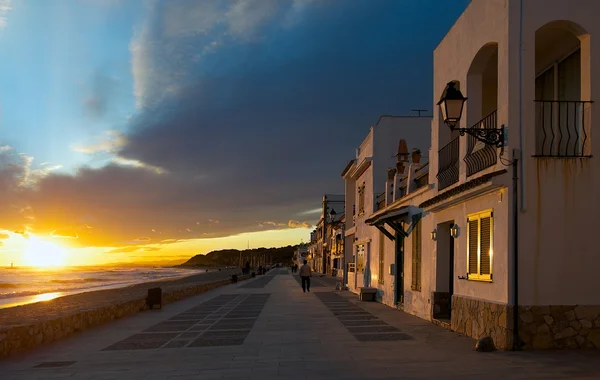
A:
[411, 219, 421, 290]
[480, 216, 491, 275]
[468, 218, 479, 275]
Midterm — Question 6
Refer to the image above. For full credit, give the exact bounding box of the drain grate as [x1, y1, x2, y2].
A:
[34, 361, 76, 368]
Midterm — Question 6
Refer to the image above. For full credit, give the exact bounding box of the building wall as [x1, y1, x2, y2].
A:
[508, 0, 600, 306]
[431, 0, 510, 192]
[425, 0, 600, 348]
[354, 164, 373, 290]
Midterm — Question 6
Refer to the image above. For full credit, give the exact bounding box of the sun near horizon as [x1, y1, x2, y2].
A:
[0, 227, 311, 268]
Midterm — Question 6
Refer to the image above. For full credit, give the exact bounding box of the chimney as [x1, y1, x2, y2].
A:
[387, 168, 396, 181]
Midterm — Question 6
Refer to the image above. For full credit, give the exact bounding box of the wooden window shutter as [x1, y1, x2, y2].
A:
[411, 218, 421, 290]
[468, 218, 479, 275]
[480, 216, 491, 275]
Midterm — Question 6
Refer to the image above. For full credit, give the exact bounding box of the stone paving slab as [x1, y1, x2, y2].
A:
[1, 269, 600, 379]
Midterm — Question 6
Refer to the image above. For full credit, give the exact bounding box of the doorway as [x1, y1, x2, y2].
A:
[433, 221, 455, 321]
[394, 232, 405, 307]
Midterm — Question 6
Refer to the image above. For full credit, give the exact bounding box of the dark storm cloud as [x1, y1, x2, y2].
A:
[0, 0, 471, 247]
[121, 0, 470, 205]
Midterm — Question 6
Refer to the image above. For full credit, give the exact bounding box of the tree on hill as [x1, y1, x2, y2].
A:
[182, 245, 297, 267]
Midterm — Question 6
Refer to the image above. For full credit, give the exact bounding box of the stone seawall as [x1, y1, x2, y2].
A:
[451, 295, 513, 350]
[0, 272, 252, 359]
[451, 295, 600, 350]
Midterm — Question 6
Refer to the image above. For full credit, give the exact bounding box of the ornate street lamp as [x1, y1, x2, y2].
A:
[437, 81, 505, 148]
[329, 208, 337, 222]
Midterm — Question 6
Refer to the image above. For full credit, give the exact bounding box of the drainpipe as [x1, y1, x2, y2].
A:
[512, 0, 525, 351]
[518, 0, 526, 213]
[512, 150, 520, 351]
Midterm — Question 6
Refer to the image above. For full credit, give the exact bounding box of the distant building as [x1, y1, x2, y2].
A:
[314, 194, 344, 275]
[341, 115, 431, 294]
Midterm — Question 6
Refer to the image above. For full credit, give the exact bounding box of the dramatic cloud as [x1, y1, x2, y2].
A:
[0, 0, 470, 250]
[72, 130, 127, 154]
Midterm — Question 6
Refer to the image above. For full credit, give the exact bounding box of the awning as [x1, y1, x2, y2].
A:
[366, 205, 421, 242]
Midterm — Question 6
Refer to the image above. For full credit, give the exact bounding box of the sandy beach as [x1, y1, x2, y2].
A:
[0, 268, 242, 330]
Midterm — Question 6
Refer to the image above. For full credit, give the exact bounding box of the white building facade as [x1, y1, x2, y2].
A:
[367, 0, 600, 350]
[342, 116, 431, 295]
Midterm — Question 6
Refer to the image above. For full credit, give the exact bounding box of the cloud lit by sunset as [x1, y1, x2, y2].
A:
[0, 0, 467, 266]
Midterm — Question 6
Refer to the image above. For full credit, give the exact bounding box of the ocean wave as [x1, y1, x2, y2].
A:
[50, 278, 112, 284]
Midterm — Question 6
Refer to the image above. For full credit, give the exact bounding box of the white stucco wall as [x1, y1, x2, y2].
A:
[508, 0, 600, 306]
[432, 0, 600, 308]
[351, 117, 432, 294]
[431, 0, 511, 195]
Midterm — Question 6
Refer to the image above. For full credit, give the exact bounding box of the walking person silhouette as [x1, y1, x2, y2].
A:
[299, 259, 312, 292]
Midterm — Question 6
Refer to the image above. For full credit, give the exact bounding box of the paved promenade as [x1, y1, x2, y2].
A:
[1, 269, 599, 379]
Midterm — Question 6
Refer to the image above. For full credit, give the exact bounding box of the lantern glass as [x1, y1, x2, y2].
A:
[438, 81, 467, 128]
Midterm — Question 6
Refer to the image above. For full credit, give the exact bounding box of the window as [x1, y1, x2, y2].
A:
[378, 232, 385, 284]
[358, 182, 365, 215]
[535, 49, 588, 157]
[356, 244, 365, 273]
[467, 210, 493, 281]
[411, 217, 421, 291]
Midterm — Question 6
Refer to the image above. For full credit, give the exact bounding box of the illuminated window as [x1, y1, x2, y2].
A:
[467, 210, 493, 281]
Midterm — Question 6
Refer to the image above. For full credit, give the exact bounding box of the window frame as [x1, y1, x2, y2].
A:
[357, 182, 366, 216]
[466, 209, 493, 282]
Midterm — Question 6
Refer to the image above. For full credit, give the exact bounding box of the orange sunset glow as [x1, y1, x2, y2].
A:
[0, 227, 311, 267]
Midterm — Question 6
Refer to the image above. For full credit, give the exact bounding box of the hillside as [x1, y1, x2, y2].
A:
[182, 245, 296, 267]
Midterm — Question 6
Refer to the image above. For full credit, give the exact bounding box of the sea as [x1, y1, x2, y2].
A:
[0, 266, 207, 309]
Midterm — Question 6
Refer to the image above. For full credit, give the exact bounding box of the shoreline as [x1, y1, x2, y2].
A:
[0, 268, 250, 359]
[0, 267, 220, 310]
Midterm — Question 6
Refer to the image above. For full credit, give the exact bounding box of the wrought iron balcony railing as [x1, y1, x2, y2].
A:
[464, 110, 498, 176]
[437, 136, 460, 191]
[534, 100, 593, 157]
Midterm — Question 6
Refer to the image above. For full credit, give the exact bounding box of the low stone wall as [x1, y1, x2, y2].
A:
[451, 295, 513, 349]
[0, 274, 251, 359]
[518, 305, 600, 349]
[451, 296, 600, 350]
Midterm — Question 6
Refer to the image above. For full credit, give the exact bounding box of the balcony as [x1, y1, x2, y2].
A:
[534, 100, 593, 157]
[437, 136, 460, 191]
[464, 110, 498, 176]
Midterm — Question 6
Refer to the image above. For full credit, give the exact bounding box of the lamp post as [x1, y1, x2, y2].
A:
[438, 80, 520, 351]
[437, 81, 505, 148]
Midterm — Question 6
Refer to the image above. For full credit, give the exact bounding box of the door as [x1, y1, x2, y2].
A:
[395, 233, 404, 306]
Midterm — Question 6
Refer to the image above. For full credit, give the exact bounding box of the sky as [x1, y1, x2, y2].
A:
[0, 0, 470, 266]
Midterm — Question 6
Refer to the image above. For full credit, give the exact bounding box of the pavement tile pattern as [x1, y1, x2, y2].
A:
[102, 293, 270, 350]
[314, 291, 412, 342]
[237, 275, 277, 289]
[3, 270, 600, 380]
[291, 274, 338, 288]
